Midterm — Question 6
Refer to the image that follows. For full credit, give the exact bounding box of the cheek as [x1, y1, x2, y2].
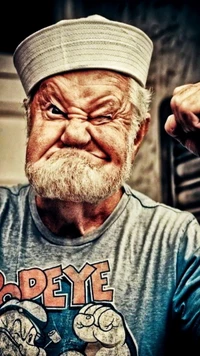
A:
[94, 125, 129, 162]
[26, 133, 44, 162]
[26, 122, 65, 162]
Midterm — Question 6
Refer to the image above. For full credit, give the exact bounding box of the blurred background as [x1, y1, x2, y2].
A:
[1, 0, 200, 221]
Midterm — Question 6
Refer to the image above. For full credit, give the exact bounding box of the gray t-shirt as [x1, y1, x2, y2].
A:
[0, 183, 200, 356]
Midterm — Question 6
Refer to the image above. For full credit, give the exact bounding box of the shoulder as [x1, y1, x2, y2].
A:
[0, 183, 30, 197]
[0, 184, 31, 209]
[124, 185, 200, 259]
[124, 184, 197, 228]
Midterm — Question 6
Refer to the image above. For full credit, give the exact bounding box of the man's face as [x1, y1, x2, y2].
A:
[25, 70, 140, 203]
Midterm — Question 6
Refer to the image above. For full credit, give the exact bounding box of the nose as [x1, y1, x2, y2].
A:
[61, 118, 91, 147]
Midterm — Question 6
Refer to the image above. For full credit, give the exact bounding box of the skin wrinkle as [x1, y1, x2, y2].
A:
[23, 70, 151, 237]
[24, 73, 152, 136]
[26, 72, 134, 164]
[41, 78, 131, 121]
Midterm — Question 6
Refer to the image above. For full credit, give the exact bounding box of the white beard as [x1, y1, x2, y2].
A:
[25, 132, 135, 204]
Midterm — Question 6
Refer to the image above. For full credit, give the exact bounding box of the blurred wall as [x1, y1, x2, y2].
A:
[0, 55, 27, 186]
[1, 0, 200, 201]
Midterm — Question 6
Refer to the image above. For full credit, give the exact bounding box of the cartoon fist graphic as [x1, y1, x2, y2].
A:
[73, 303, 131, 355]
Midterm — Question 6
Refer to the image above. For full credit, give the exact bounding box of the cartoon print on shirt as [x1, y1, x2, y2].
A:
[0, 300, 136, 355]
[71, 303, 134, 355]
[0, 260, 138, 355]
[0, 298, 47, 355]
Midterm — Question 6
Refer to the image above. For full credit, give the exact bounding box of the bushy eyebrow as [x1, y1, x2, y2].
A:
[87, 95, 121, 112]
[36, 79, 128, 117]
[37, 82, 66, 105]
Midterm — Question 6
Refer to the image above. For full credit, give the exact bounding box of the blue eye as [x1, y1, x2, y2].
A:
[50, 105, 65, 115]
[98, 115, 112, 120]
[47, 104, 67, 120]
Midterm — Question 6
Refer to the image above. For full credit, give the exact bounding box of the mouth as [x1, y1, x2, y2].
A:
[44, 147, 110, 163]
[86, 150, 110, 162]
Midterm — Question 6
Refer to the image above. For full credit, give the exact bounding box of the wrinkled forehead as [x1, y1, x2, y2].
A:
[34, 69, 131, 102]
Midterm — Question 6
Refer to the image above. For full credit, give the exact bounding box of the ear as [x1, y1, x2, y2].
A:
[131, 113, 151, 162]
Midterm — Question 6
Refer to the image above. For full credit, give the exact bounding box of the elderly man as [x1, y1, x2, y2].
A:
[1, 14, 200, 356]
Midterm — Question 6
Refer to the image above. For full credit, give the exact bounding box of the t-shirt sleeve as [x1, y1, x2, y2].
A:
[172, 216, 200, 350]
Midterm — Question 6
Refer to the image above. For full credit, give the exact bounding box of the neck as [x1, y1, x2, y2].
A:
[35, 188, 123, 238]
